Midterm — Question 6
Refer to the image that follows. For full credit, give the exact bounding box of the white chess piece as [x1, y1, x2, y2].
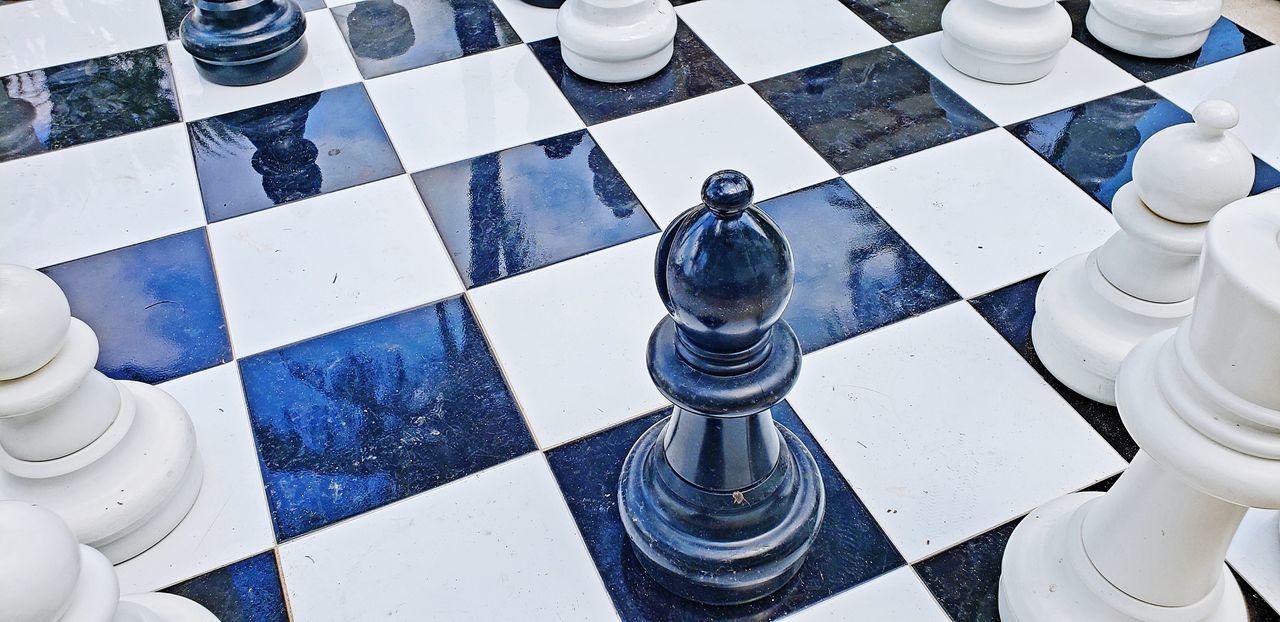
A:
[0, 501, 217, 621]
[557, 0, 677, 83]
[0, 265, 203, 563]
[1087, 0, 1222, 58]
[1031, 100, 1254, 405]
[999, 191, 1280, 621]
[940, 0, 1072, 84]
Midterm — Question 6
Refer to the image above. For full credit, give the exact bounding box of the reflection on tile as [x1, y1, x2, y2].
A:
[836, 0, 947, 42]
[42, 229, 232, 385]
[758, 179, 957, 353]
[968, 275, 1138, 461]
[546, 402, 904, 622]
[335, 0, 520, 79]
[529, 22, 741, 125]
[0, 0, 167, 75]
[753, 47, 994, 174]
[190, 83, 402, 222]
[239, 297, 534, 540]
[0, 46, 180, 163]
[915, 519, 1019, 622]
[160, 0, 328, 39]
[164, 551, 289, 622]
[413, 129, 656, 287]
[1062, 0, 1272, 82]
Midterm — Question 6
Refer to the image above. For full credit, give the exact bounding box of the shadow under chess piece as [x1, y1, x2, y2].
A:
[219, 92, 323, 205]
[0, 501, 218, 621]
[557, 0, 676, 83]
[520, 0, 564, 7]
[940, 0, 1071, 84]
[618, 171, 825, 605]
[1086, 0, 1222, 58]
[344, 0, 416, 61]
[0, 265, 203, 563]
[180, 0, 308, 86]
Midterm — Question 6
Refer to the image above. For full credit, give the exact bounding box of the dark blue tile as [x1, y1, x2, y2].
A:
[1062, 0, 1271, 82]
[1253, 157, 1280, 195]
[968, 276, 1138, 460]
[837, 0, 947, 42]
[529, 21, 741, 125]
[164, 551, 289, 622]
[189, 83, 403, 222]
[758, 179, 958, 353]
[413, 129, 657, 287]
[753, 47, 995, 173]
[546, 401, 904, 622]
[0, 46, 180, 163]
[239, 296, 535, 540]
[42, 229, 232, 385]
[1237, 569, 1280, 621]
[915, 518, 1019, 622]
[161, 0, 325, 39]
[334, 0, 520, 79]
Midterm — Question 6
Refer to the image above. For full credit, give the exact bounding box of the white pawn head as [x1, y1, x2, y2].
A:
[1132, 100, 1255, 224]
[0, 265, 71, 380]
[0, 501, 82, 622]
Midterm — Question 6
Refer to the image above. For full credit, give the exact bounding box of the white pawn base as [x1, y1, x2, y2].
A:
[939, 0, 1072, 84]
[117, 593, 220, 622]
[1031, 252, 1191, 405]
[999, 493, 1247, 621]
[559, 41, 674, 84]
[556, 0, 678, 84]
[1085, 0, 1220, 58]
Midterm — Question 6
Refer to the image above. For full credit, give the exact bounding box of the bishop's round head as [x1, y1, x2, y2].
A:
[0, 265, 71, 381]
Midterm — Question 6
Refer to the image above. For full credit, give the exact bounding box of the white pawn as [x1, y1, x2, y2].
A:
[1031, 100, 1254, 405]
[0, 265, 203, 563]
[999, 191, 1280, 621]
[557, 0, 677, 83]
[940, 0, 1072, 84]
[1087, 0, 1222, 58]
[0, 501, 217, 621]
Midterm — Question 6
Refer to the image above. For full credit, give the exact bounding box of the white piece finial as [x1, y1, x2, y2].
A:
[0, 265, 71, 381]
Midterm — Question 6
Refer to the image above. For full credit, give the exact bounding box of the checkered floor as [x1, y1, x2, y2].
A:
[3, 0, 1280, 619]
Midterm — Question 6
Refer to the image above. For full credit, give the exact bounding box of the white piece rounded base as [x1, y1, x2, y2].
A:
[560, 40, 674, 83]
[1031, 252, 1191, 405]
[118, 593, 219, 622]
[1085, 2, 1217, 58]
[999, 493, 1247, 621]
[940, 34, 1063, 83]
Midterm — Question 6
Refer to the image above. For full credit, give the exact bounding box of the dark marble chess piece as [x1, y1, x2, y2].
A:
[519, 0, 564, 7]
[618, 170, 825, 605]
[180, 0, 309, 86]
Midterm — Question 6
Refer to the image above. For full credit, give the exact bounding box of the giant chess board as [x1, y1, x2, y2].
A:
[2, 0, 1280, 619]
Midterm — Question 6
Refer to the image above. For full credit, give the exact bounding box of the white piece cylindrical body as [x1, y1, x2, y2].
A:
[1094, 184, 1205, 304]
[940, 0, 1072, 84]
[557, 0, 677, 83]
[1086, 0, 1222, 58]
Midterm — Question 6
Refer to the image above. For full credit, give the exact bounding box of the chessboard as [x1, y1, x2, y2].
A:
[2, 0, 1279, 619]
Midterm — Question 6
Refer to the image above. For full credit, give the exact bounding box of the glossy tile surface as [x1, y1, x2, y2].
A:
[836, 0, 947, 42]
[546, 402, 904, 622]
[490, 0, 559, 42]
[0, 46, 180, 163]
[413, 129, 656, 287]
[164, 551, 290, 622]
[190, 83, 402, 222]
[42, 229, 232, 384]
[753, 47, 995, 173]
[0, 0, 167, 75]
[758, 179, 957, 353]
[784, 567, 949, 621]
[239, 297, 534, 540]
[334, 0, 520, 79]
[914, 519, 1018, 622]
[529, 21, 740, 125]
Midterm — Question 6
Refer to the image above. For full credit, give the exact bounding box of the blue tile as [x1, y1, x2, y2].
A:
[42, 229, 232, 385]
[189, 83, 403, 222]
[1062, 0, 1271, 82]
[413, 130, 657, 287]
[758, 179, 958, 353]
[1239, 570, 1280, 622]
[334, 0, 520, 79]
[164, 551, 289, 622]
[0, 46, 180, 163]
[546, 401, 904, 622]
[160, 0, 325, 39]
[752, 47, 995, 173]
[1253, 157, 1280, 195]
[915, 519, 1018, 622]
[239, 297, 534, 540]
[528, 21, 741, 125]
[836, 0, 947, 42]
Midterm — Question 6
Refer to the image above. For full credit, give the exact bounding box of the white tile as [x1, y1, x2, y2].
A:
[1229, 509, 1280, 611]
[590, 85, 834, 226]
[492, 0, 560, 43]
[678, 0, 890, 83]
[468, 235, 667, 448]
[167, 11, 361, 120]
[208, 175, 463, 356]
[0, 0, 167, 76]
[788, 303, 1125, 562]
[115, 364, 276, 593]
[0, 125, 205, 268]
[366, 45, 583, 172]
[279, 453, 617, 621]
[845, 129, 1117, 298]
[1150, 46, 1280, 169]
[896, 33, 1142, 126]
[782, 567, 949, 622]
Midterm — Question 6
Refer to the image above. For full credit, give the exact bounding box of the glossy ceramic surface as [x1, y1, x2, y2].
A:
[837, 0, 949, 41]
[334, 0, 520, 79]
[164, 551, 290, 622]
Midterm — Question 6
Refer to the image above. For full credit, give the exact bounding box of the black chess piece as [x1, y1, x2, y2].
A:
[180, 0, 308, 86]
[618, 170, 825, 605]
[519, 0, 564, 7]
